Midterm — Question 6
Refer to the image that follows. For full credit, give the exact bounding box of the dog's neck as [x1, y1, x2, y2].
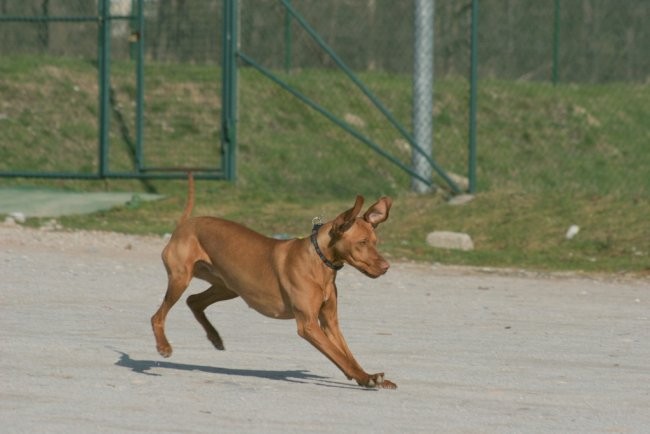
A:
[310, 224, 343, 271]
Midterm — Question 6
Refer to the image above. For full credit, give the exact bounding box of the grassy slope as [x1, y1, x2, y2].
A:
[1, 57, 648, 274]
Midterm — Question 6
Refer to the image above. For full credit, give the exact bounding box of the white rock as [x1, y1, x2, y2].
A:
[9, 212, 26, 223]
[447, 172, 470, 192]
[565, 225, 580, 240]
[448, 194, 475, 206]
[426, 231, 474, 251]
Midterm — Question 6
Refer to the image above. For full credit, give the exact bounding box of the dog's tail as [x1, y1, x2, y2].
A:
[178, 172, 195, 225]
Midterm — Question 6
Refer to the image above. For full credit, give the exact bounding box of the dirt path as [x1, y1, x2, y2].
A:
[1, 224, 648, 433]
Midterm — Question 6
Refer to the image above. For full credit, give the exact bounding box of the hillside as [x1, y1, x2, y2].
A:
[1, 57, 648, 273]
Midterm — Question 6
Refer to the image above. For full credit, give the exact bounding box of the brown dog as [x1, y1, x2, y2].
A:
[151, 175, 396, 389]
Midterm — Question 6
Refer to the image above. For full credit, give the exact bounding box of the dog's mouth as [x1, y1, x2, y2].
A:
[358, 265, 388, 279]
[347, 255, 389, 279]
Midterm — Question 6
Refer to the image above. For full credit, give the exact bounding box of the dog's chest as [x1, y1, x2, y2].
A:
[321, 281, 336, 303]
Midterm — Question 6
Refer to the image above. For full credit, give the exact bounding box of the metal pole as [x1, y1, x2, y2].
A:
[221, 0, 238, 181]
[135, 0, 144, 170]
[411, 0, 435, 193]
[280, 0, 460, 193]
[468, 0, 478, 193]
[98, 0, 111, 178]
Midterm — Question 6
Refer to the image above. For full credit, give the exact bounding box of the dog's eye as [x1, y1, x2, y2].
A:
[358, 239, 368, 246]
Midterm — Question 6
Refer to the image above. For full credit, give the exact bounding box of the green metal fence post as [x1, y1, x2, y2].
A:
[222, 0, 238, 181]
[135, 0, 145, 170]
[468, 0, 478, 193]
[97, 0, 111, 178]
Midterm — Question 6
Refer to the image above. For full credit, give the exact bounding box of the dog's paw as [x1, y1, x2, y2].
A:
[207, 333, 225, 351]
[157, 344, 173, 358]
[360, 373, 397, 389]
[378, 378, 397, 389]
[210, 339, 225, 351]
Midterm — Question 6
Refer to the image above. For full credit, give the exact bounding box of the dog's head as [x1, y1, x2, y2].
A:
[328, 195, 392, 278]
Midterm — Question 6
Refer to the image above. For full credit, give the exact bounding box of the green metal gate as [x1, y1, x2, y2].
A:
[0, 0, 231, 181]
[228, 0, 476, 194]
[1, 0, 478, 190]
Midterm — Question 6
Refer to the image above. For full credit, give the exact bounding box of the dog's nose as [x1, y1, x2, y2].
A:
[379, 260, 390, 274]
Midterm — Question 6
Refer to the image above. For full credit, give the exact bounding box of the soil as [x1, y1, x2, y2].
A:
[1, 223, 648, 433]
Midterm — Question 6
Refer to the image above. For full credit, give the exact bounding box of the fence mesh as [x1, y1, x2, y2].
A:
[0, 1, 97, 176]
[1, 0, 648, 184]
[138, 0, 223, 173]
[0, 0, 224, 177]
[478, 0, 650, 83]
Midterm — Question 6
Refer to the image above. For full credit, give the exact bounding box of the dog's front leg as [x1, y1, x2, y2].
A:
[294, 305, 396, 389]
[318, 296, 364, 376]
[318, 297, 397, 389]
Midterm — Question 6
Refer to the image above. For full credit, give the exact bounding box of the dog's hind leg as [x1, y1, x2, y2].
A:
[151, 250, 194, 358]
[187, 281, 238, 351]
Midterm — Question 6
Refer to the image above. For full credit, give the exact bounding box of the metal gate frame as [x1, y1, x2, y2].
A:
[228, 0, 479, 194]
[1, 0, 476, 190]
[0, 0, 231, 181]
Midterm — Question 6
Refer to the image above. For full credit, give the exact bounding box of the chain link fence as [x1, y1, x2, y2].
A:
[1, 0, 648, 186]
[0, 0, 224, 179]
[478, 0, 650, 83]
[3, 1, 647, 82]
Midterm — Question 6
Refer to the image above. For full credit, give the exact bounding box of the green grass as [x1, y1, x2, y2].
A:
[1, 56, 649, 275]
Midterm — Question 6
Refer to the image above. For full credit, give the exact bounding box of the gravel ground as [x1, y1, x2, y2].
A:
[1, 223, 649, 433]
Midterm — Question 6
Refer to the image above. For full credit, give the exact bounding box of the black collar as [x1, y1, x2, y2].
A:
[310, 224, 343, 271]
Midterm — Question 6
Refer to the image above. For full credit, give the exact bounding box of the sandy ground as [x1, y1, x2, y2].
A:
[1, 224, 649, 433]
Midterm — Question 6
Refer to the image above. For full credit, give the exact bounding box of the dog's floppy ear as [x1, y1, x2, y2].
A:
[329, 195, 364, 241]
[363, 197, 392, 228]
